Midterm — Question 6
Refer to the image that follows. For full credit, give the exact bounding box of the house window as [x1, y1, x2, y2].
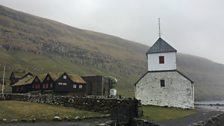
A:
[73, 85, 77, 88]
[159, 56, 164, 64]
[160, 80, 165, 87]
[50, 83, 53, 88]
[43, 84, 45, 89]
[79, 85, 83, 89]
[35, 84, 40, 89]
[46, 84, 49, 89]
[63, 75, 67, 79]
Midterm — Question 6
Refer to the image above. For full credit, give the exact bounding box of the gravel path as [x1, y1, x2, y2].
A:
[158, 108, 223, 126]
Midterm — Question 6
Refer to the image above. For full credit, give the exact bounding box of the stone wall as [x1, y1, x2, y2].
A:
[0, 94, 140, 113]
[0, 94, 160, 126]
[135, 71, 194, 109]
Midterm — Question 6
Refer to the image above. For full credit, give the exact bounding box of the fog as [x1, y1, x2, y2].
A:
[1, 0, 224, 63]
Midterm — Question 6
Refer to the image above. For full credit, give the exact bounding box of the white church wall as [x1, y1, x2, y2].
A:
[148, 52, 176, 71]
[135, 71, 194, 109]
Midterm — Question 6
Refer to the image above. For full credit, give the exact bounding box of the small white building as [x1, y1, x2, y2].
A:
[135, 37, 194, 109]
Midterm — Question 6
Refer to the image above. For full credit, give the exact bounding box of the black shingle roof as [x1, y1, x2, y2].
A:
[146, 38, 177, 54]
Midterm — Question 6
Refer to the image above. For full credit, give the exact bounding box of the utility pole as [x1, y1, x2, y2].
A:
[1, 65, 5, 99]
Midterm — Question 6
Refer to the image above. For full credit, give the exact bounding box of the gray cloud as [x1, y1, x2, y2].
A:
[1, 0, 224, 63]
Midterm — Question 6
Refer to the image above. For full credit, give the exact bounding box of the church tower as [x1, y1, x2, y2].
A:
[135, 19, 194, 109]
[146, 38, 177, 71]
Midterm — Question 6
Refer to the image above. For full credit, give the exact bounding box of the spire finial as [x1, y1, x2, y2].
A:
[158, 18, 161, 38]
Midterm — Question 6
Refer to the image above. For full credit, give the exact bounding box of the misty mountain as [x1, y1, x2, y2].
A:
[0, 5, 224, 100]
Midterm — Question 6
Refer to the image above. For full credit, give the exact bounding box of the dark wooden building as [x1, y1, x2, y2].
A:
[30, 76, 42, 94]
[54, 72, 86, 96]
[10, 72, 117, 97]
[11, 75, 34, 93]
[82, 76, 114, 96]
[41, 73, 55, 94]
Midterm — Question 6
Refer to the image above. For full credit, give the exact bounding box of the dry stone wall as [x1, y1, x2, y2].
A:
[0, 94, 160, 126]
[0, 94, 140, 113]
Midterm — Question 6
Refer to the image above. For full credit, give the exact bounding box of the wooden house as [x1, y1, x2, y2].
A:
[54, 72, 86, 96]
[82, 76, 114, 96]
[11, 75, 34, 93]
[30, 76, 42, 94]
[41, 73, 55, 94]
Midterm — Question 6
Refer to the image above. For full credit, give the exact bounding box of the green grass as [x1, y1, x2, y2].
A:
[142, 106, 195, 122]
[0, 101, 103, 121]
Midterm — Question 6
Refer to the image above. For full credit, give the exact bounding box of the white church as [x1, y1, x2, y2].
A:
[135, 37, 194, 109]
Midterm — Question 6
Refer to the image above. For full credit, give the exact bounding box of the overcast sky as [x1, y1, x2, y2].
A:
[1, 0, 224, 63]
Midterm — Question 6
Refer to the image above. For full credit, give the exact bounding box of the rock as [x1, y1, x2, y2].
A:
[32, 118, 36, 122]
[21, 119, 27, 122]
[53, 116, 62, 121]
[100, 114, 110, 118]
[96, 123, 107, 126]
[11, 119, 18, 122]
[104, 114, 110, 117]
[63, 116, 71, 121]
[105, 120, 114, 125]
[2, 118, 7, 122]
[74, 116, 80, 120]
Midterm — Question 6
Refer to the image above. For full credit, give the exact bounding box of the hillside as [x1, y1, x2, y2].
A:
[0, 5, 224, 100]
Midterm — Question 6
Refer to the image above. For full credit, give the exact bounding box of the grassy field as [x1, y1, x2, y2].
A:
[0, 101, 103, 121]
[142, 106, 195, 122]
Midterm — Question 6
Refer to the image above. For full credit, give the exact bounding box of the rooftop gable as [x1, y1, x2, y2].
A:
[68, 74, 86, 84]
[147, 38, 177, 54]
[11, 75, 34, 87]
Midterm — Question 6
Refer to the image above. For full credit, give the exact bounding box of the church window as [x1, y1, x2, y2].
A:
[160, 80, 165, 87]
[159, 56, 164, 64]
